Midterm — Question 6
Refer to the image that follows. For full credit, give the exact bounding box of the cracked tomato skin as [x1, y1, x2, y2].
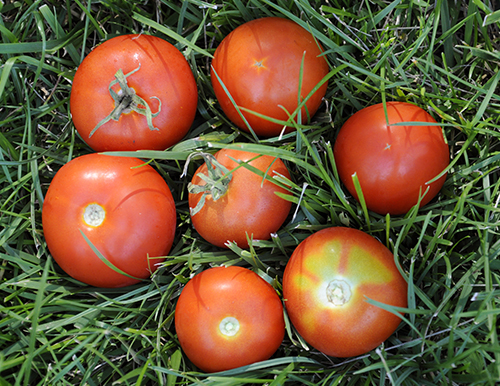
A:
[70, 34, 198, 152]
[333, 101, 449, 215]
[42, 153, 176, 288]
[282, 227, 407, 358]
[188, 148, 292, 248]
[175, 265, 285, 372]
[211, 17, 329, 137]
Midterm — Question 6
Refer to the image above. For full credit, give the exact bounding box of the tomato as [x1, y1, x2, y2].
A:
[175, 265, 285, 372]
[211, 17, 329, 137]
[282, 227, 407, 358]
[188, 148, 292, 248]
[333, 101, 449, 215]
[42, 154, 176, 288]
[70, 34, 198, 152]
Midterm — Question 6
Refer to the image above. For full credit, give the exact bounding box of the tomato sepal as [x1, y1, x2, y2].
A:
[88, 64, 161, 138]
[185, 151, 233, 216]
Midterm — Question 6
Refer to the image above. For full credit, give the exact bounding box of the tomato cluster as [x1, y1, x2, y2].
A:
[42, 16, 451, 373]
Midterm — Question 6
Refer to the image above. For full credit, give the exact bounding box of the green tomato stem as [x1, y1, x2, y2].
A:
[184, 151, 233, 216]
[88, 64, 161, 138]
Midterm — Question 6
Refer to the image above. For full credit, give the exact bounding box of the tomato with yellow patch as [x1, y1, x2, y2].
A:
[282, 227, 407, 357]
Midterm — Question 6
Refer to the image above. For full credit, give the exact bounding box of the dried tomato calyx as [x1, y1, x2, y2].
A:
[184, 151, 233, 216]
[326, 279, 351, 306]
[88, 64, 162, 138]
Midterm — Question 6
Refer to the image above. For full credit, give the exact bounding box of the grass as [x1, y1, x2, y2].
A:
[1, 0, 500, 384]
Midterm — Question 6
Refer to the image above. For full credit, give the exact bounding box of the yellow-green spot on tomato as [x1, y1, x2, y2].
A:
[344, 245, 395, 284]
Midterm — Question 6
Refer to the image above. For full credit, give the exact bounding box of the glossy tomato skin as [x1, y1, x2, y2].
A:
[188, 148, 292, 248]
[175, 266, 285, 372]
[333, 101, 449, 215]
[211, 17, 329, 137]
[282, 227, 407, 358]
[42, 154, 176, 288]
[70, 34, 198, 152]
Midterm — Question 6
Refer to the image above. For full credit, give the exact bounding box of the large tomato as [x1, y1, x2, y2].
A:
[175, 265, 285, 372]
[211, 17, 329, 137]
[70, 34, 198, 152]
[333, 101, 449, 215]
[282, 227, 407, 358]
[42, 154, 176, 288]
[188, 148, 292, 248]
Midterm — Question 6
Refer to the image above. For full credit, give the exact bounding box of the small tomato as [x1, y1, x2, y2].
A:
[175, 265, 285, 372]
[42, 154, 176, 288]
[282, 227, 407, 357]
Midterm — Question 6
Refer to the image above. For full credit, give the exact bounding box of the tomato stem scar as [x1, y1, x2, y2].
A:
[83, 203, 106, 227]
[219, 316, 240, 336]
[89, 64, 162, 138]
[326, 279, 351, 306]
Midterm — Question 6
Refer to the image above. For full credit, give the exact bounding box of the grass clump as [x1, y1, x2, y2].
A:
[1, 0, 500, 385]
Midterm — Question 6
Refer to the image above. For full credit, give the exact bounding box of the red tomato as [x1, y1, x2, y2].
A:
[282, 227, 407, 358]
[70, 34, 198, 152]
[333, 101, 449, 215]
[42, 154, 176, 288]
[211, 17, 329, 137]
[175, 265, 285, 372]
[188, 148, 292, 248]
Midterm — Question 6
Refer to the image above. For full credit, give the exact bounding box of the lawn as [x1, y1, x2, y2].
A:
[1, 0, 500, 385]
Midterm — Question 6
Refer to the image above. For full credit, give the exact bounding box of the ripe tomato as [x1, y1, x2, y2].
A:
[211, 17, 329, 137]
[333, 101, 449, 215]
[175, 265, 285, 372]
[70, 34, 198, 152]
[188, 148, 292, 248]
[42, 154, 176, 288]
[282, 227, 407, 358]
